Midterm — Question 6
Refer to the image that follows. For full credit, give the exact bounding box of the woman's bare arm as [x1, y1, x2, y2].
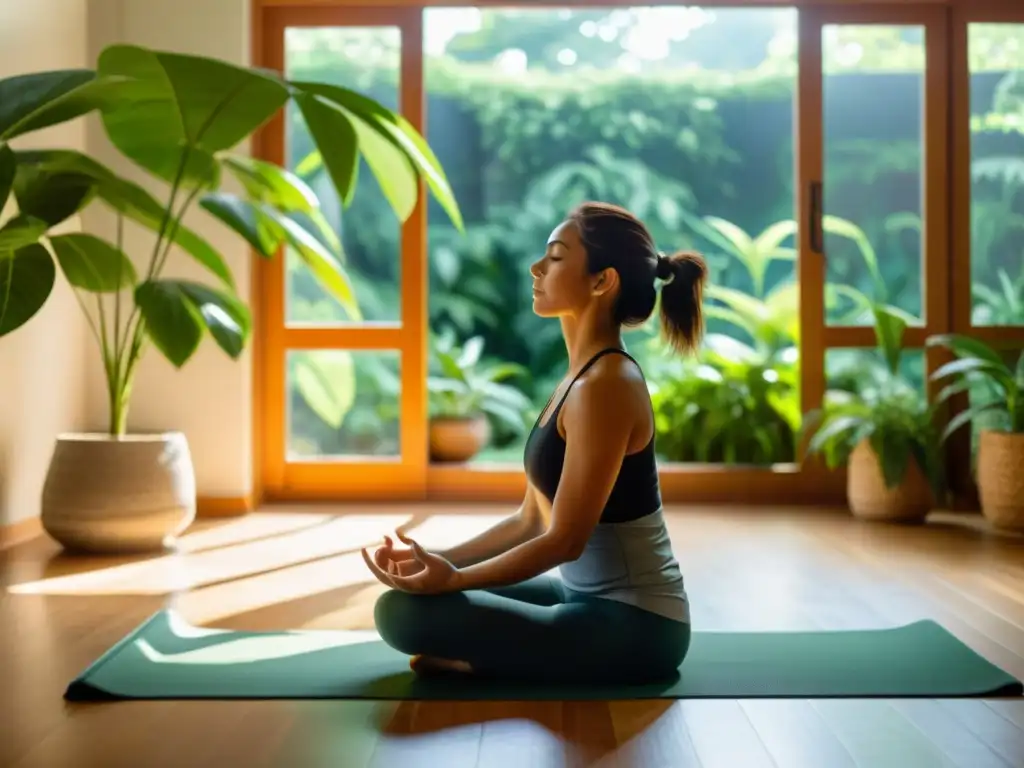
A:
[453, 371, 634, 592]
[436, 484, 545, 568]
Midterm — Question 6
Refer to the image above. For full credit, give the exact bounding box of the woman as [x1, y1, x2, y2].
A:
[361, 201, 707, 685]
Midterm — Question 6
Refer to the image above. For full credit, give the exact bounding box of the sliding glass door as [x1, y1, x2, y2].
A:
[796, 4, 950, 485]
[253, 2, 987, 506]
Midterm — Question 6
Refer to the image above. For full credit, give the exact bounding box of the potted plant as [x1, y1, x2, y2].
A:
[428, 330, 533, 463]
[926, 334, 1024, 530]
[0, 46, 461, 553]
[801, 304, 945, 522]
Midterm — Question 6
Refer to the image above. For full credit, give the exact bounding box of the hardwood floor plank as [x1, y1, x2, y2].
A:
[889, 699, 1013, 768]
[740, 699, 856, 768]
[810, 700, 956, 768]
[677, 700, 776, 768]
[606, 701, 702, 768]
[936, 700, 1024, 767]
[475, 700, 567, 768]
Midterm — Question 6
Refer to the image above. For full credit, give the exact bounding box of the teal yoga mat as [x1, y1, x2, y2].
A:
[65, 610, 1023, 701]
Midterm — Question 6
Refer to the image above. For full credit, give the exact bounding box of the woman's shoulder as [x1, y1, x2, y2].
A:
[567, 352, 648, 409]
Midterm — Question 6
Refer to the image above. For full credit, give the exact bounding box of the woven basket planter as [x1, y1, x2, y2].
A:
[976, 429, 1024, 531]
[846, 439, 933, 522]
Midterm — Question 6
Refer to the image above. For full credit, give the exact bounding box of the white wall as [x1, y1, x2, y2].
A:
[1, 0, 254, 530]
[83, 0, 253, 499]
[0, 0, 91, 527]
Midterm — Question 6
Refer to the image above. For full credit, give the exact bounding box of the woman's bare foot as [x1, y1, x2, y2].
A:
[409, 654, 474, 676]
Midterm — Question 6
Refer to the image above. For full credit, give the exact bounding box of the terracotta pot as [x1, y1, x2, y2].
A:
[976, 429, 1024, 531]
[846, 439, 933, 522]
[429, 416, 490, 463]
[41, 432, 196, 553]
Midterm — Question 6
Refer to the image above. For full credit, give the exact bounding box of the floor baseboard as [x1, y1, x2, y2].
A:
[0, 517, 43, 551]
[196, 495, 254, 518]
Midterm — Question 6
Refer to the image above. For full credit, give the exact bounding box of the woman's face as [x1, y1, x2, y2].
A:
[530, 220, 602, 318]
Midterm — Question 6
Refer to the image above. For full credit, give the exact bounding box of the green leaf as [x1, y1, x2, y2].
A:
[14, 150, 233, 288]
[934, 377, 974, 406]
[49, 234, 136, 292]
[0, 70, 126, 141]
[12, 164, 96, 227]
[97, 45, 288, 189]
[0, 214, 47, 250]
[293, 351, 356, 430]
[219, 155, 340, 253]
[941, 401, 1006, 442]
[291, 81, 464, 230]
[807, 414, 863, 455]
[176, 281, 251, 359]
[872, 304, 907, 374]
[0, 144, 14, 211]
[0, 244, 55, 336]
[134, 280, 204, 368]
[136, 278, 251, 363]
[926, 333, 1008, 369]
[268, 208, 360, 321]
[290, 94, 359, 208]
[931, 357, 1014, 392]
[221, 155, 314, 211]
[870, 429, 911, 489]
[199, 193, 284, 257]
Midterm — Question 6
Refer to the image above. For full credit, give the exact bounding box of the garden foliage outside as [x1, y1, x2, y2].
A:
[281, 10, 1024, 466]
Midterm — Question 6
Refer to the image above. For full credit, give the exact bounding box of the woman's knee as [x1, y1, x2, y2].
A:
[374, 589, 418, 651]
[373, 589, 460, 653]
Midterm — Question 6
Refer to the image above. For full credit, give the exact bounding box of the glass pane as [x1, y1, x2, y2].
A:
[284, 27, 402, 326]
[424, 6, 799, 467]
[968, 23, 1024, 327]
[821, 25, 925, 326]
[286, 350, 401, 459]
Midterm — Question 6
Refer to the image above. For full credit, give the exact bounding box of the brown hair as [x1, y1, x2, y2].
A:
[567, 201, 707, 355]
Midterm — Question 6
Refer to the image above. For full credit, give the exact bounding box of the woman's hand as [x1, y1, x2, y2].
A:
[372, 533, 423, 577]
[362, 531, 463, 595]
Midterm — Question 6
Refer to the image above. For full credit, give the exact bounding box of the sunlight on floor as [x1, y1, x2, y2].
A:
[5, 513, 508, 630]
[6, 514, 414, 596]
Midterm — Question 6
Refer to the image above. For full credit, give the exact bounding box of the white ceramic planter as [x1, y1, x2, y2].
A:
[41, 432, 196, 553]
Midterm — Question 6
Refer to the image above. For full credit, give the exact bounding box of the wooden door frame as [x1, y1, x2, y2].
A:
[254, 5, 429, 502]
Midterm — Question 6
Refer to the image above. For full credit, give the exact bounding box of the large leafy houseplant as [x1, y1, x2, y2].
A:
[801, 304, 944, 521]
[926, 334, 1024, 530]
[0, 46, 461, 551]
[0, 46, 462, 433]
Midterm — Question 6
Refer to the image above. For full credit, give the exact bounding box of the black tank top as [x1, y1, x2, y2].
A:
[523, 348, 662, 524]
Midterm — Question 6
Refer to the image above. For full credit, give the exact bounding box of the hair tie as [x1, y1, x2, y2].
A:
[656, 252, 675, 284]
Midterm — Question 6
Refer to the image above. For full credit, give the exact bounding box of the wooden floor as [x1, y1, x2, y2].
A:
[3, 504, 1024, 768]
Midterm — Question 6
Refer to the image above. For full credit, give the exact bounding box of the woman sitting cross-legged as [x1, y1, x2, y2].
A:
[361, 201, 706, 685]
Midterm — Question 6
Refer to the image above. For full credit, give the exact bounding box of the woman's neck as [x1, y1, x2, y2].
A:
[560, 308, 623, 371]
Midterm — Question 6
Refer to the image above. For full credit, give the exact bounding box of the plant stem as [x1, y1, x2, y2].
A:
[107, 152, 192, 437]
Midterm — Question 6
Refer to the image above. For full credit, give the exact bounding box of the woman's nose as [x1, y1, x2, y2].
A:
[529, 259, 542, 277]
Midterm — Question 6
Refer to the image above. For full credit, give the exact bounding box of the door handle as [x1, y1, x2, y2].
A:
[809, 180, 823, 254]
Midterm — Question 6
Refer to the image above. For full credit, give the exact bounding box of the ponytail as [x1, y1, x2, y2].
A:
[657, 250, 707, 355]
